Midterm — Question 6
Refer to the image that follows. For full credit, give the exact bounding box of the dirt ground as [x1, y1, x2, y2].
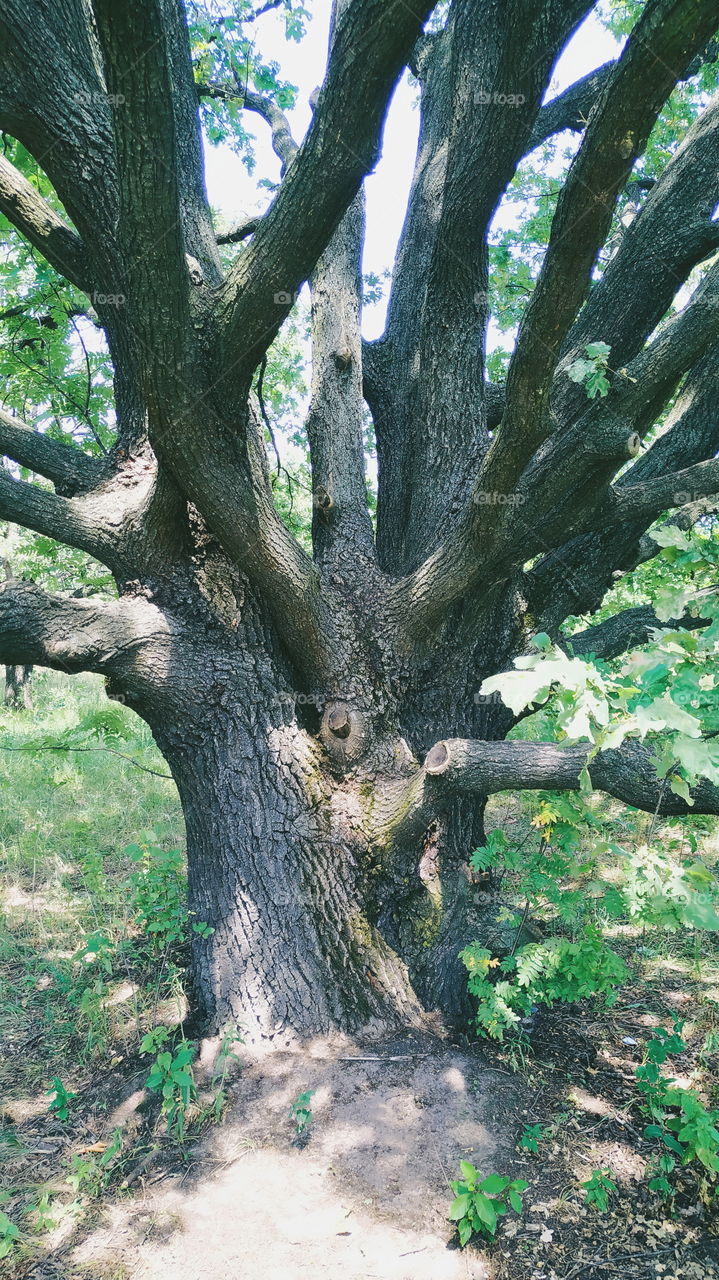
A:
[6, 1008, 719, 1280]
[62, 1031, 511, 1280]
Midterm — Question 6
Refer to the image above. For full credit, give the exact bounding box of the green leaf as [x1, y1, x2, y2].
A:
[473, 1193, 497, 1234]
[479, 1174, 510, 1194]
[649, 526, 690, 550]
[449, 1193, 471, 1221]
[668, 775, 693, 804]
[459, 1160, 477, 1183]
[458, 1218, 473, 1247]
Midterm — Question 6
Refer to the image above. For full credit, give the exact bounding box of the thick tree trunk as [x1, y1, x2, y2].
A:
[144, 673, 426, 1044]
[4, 664, 32, 710]
[102, 584, 526, 1045]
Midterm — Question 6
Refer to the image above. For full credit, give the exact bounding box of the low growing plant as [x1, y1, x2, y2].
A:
[459, 931, 626, 1041]
[518, 1122, 545, 1154]
[289, 1089, 315, 1137]
[65, 1127, 124, 1198]
[581, 1168, 617, 1212]
[46, 1077, 77, 1122]
[449, 1160, 528, 1246]
[636, 1022, 719, 1197]
[142, 1031, 197, 1140]
[0, 1207, 21, 1259]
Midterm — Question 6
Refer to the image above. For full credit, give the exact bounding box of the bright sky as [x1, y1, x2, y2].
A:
[203, 2, 622, 339]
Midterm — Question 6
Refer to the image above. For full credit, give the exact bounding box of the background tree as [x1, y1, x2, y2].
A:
[1, 0, 719, 1042]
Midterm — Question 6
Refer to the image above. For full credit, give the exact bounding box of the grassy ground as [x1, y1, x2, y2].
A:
[1, 674, 719, 1278]
[0, 671, 190, 1271]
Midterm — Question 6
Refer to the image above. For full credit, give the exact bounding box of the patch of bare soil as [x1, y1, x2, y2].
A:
[41, 1031, 522, 1280]
[10, 982, 719, 1279]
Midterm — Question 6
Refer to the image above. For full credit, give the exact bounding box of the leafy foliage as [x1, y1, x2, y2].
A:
[518, 1122, 546, 1154]
[46, 1077, 76, 1122]
[0, 1208, 22, 1260]
[463, 789, 719, 1041]
[141, 1029, 198, 1141]
[449, 1160, 528, 1246]
[581, 1169, 617, 1212]
[481, 524, 719, 803]
[567, 341, 612, 399]
[460, 933, 626, 1040]
[636, 1022, 719, 1197]
[289, 1089, 315, 1136]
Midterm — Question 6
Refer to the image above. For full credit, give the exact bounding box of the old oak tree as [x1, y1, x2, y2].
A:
[1, 0, 719, 1040]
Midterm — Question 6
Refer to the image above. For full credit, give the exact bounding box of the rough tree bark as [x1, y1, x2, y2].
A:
[1, 0, 719, 1042]
[4, 664, 32, 709]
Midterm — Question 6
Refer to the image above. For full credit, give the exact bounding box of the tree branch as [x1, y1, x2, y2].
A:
[0, 579, 175, 678]
[482, 0, 719, 503]
[0, 465, 115, 566]
[613, 457, 719, 524]
[0, 407, 106, 495]
[213, 0, 435, 393]
[216, 216, 260, 245]
[390, 256, 719, 644]
[381, 737, 719, 846]
[197, 81, 298, 170]
[568, 604, 710, 661]
[90, 0, 196, 366]
[554, 90, 719, 425]
[527, 63, 615, 150]
[305, 196, 375, 567]
[400, 0, 595, 569]
[0, 153, 91, 293]
[525, 342, 719, 634]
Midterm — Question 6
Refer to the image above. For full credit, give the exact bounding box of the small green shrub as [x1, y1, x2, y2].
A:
[65, 1127, 124, 1197]
[636, 1022, 719, 1196]
[46, 1076, 76, 1122]
[128, 843, 188, 957]
[518, 1122, 545, 1154]
[141, 1029, 197, 1140]
[581, 1169, 617, 1211]
[26, 1192, 56, 1235]
[449, 1160, 528, 1246]
[459, 932, 626, 1041]
[289, 1090, 315, 1136]
[0, 1208, 21, 1259]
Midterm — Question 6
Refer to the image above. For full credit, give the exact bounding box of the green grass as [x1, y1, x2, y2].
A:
[0, 671, 184, 1106]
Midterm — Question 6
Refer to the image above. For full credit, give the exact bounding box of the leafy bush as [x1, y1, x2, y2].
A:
[141, 1028, 198, 1140]
[636, 1022, 719, 1196]
[459, 932, 626, 1041]
[128, 842, 189, 957]
[449, 1160, 528, 1246]
[581, 1169, 617, 1211]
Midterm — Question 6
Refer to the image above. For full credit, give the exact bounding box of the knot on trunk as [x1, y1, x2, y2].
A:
[320, 701, 367, 767]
